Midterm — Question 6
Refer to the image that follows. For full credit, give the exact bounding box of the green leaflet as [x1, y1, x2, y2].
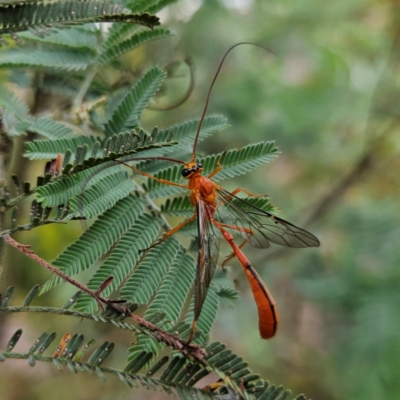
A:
[25, 136, 95, 160]
[66, 171, 137, 220]
[120, 236, 180, 303]
[0, 49, 93, 71]
[202, 141, 278, 181]
[2, 111, 30, 137]
[146, 114, 229, 157]
[126, 251, 195, 360]
[18, 28, 99, 50]
[0, 1, 160, 35]
[104, 66, 167, 136]
[144, 141, 278, 198]
[40, 196, 144, 293]
[74, 213, 161, 312]
[26, 117, 75, 140]
[185, 285, 219, 342]
[129, 0, 179, 14]
[144, 164, 188, 199]
[161, 197, 194, 218]
[183, 268, 237, 342]
[146, 252, 195, 321]
[36, 165, 123, 207]
[101, 23, 139, 53]
[97, 28, 172, 66]
[0, 85, 30, 120]
[126, 336, 162, 362]
[125, 115, 229, 165]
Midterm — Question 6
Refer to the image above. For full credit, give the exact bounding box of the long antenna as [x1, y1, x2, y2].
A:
[191, 42, 274, 162]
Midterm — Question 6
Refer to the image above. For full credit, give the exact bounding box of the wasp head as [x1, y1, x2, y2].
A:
[181, 161, 203, 178]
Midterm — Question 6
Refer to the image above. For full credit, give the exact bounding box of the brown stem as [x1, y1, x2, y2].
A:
[0, 109, 12, 290]
[3, 234, 206, 361]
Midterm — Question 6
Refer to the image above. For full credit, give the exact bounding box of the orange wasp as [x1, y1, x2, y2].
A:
[118, 43, 320, 341]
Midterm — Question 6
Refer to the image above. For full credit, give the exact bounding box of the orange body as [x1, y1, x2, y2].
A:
[187, 168, 278, 339]
[220, 228, 278, 338]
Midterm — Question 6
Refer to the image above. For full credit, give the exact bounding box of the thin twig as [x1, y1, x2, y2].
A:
[0, 109, 12, 290]
[72, 67, 98, 110]
[4, 234, 107, 305]
[3, 234, 206, 362]
[0, 219, 65, 238]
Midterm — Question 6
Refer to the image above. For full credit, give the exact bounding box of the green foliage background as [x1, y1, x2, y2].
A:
[1, 1, 399, 399]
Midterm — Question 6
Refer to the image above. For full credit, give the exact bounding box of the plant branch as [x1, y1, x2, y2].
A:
[0, 352, 172, 393]
[3, 234, 207, 362]
[0, 305, 142, 333]
[0, 109, 12, 289]
[0, 219, 65, 238]
[72, 67, 98, 110]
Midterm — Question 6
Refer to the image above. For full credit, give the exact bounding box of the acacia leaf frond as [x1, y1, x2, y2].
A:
[41, 196, 144, 293]
[146, 251, 195, 322]
[185, 284, 219, 342]
[143, 141, 278, 198]
[97, 28, 172, 66]
[36, 165, 122, 207]
[18, 27, 99, 50]
[0, 84, 30, 120]
[161, 196, 193, 217]
[120, 236, 180, 303]
[145, 115, 230, 159]
[129, 0, 178, 14]
[104, 66, 167, 136]
[66, 170, 136, 220]
[27, 117, 75, 140]
[0, 48, 93, 71]
[126, 251, 196, 360]
[74, 214, 161, 312]
[203, 141, 278, 181]
[0, 1, 160, 36]
[0, 313, 307, 399]
[25, 136, 95, 160]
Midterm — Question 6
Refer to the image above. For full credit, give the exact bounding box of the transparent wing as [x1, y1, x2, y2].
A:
[193, 200, 221, 322]
[215, 188, 320, 248]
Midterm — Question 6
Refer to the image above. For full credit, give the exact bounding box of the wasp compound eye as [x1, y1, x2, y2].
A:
[182, 168, 191, 177]
[197, 163, 203, 169]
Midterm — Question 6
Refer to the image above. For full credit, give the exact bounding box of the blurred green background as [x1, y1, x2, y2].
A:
[2, 0, 400, 399]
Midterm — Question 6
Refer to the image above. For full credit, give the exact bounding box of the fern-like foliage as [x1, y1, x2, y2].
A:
[0, 1, 160, 37]
[40, 196, 145, 293]
[18, 27, 99, 50]
[0, 289, 310, 400]
[25, 136, 94, 159]
[97, 28, 172, 66]
[129, 0, 179, 14]
[104, 66, 167, 136]
[144, 141, 278, 199]
[74, 213, 162, 312]
[0, 48, 93, 70]
[120, 236, 180, 302]
[0, 1, 311, 398]
[0, 3, 169, 79]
